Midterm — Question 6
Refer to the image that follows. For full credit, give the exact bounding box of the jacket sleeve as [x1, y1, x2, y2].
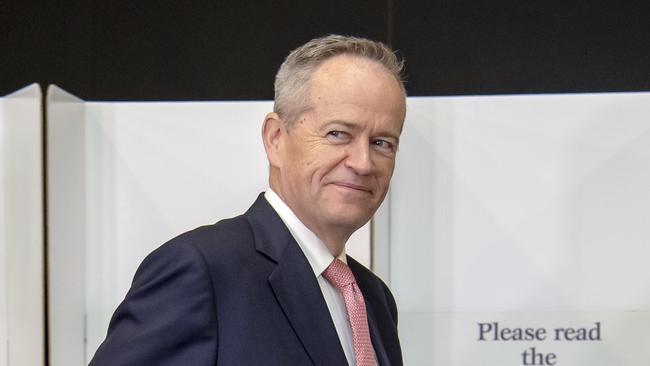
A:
[89, 241, 218, 366]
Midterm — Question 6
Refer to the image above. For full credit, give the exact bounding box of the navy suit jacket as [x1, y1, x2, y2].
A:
[89, 194, 402, 365]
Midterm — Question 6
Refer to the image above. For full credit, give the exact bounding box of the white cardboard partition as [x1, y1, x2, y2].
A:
[0, 84, 45, 366]
[45, 87, 371, 365]
[81, 99, 272, 362]
[46, 86, 86, 366]
[390, 93, 650, 365]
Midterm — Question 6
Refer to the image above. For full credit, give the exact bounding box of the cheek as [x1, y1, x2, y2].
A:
[376, 156, 396, 176]
[312, 150, 348, 175]
[293, 157, 325, 189]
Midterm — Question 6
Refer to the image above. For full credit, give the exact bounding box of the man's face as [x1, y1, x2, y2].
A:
[273, 55, 406, 237]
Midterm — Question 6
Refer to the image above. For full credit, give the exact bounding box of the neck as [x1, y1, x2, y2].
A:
[309, 227, 349, 258]
[269, 179, 351, 257]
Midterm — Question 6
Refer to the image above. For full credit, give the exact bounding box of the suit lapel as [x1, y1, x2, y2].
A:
[268, 243, 348, 366]
[365, 299, 391, 365]
[246, 194, 348, 366]
[349, 258, 392, 366]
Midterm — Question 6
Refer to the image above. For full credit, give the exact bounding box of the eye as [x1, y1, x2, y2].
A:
[326, 130, 351, 142]
[372, 139, 395, 152]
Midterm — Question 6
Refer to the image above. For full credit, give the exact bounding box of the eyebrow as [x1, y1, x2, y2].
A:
[324, 120, 360, 130]
[324, 120, 401, 142]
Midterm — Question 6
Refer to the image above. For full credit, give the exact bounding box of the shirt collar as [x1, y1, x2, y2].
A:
[264, 189, 346, 277]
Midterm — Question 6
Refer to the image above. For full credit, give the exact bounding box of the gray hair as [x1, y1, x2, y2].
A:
[273, 34, 406, 126]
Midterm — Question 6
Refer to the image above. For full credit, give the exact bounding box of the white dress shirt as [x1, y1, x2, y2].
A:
[265, 189, 374, 366]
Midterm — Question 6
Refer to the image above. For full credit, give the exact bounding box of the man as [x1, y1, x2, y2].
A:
[90, 34, 406, 366]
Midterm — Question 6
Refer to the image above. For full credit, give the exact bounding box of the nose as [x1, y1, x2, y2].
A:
[344, 139, 373, 175]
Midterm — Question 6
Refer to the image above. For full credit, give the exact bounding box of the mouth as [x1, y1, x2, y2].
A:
[331, 182, 372, 194]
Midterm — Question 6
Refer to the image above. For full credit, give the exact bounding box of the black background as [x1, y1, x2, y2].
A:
[1, 0, 649, 100]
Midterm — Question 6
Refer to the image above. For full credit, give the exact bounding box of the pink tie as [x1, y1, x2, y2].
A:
[323, 259, 376, 366]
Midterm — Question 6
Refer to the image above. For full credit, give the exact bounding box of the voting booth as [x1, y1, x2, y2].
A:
[388, 93, 650, 365]
[0, 84, 45, 366]
[45, 85, 373, 364]
[2, 84, 650, 365]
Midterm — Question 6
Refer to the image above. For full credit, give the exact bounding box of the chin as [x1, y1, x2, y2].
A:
[323, 206, 373, 230]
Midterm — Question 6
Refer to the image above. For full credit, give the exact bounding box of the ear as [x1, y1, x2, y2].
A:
[261, 112, 285, 169]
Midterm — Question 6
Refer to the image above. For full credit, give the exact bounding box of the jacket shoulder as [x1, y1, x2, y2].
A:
[152, 214, 255, 260]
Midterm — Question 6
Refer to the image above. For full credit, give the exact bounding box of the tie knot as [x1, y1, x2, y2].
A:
[323, 258, 356, 289]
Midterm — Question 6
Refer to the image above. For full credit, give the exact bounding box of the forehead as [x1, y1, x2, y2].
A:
[305, 55, 406, 127]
